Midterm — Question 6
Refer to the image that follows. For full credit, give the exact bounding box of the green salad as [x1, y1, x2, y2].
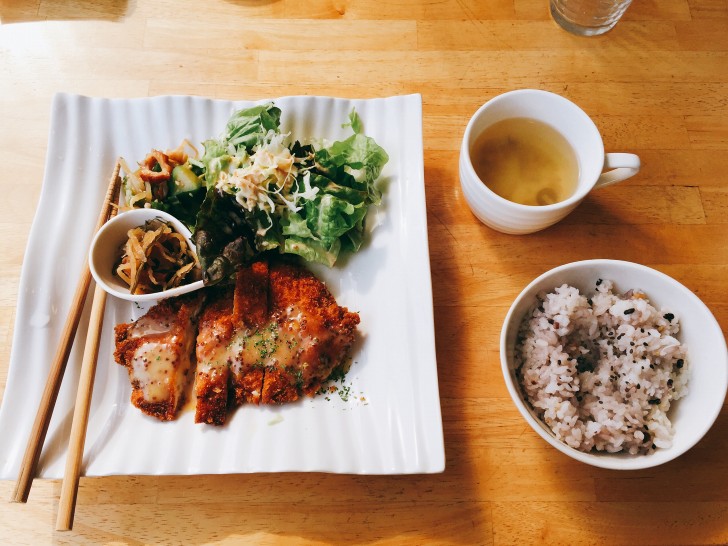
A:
[122, 104, 389, 285]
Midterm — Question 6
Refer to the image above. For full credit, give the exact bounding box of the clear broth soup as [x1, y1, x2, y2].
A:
[470, 117, 579, 206]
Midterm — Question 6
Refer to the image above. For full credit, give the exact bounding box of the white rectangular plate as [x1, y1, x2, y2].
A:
[0, 93, 444, 477]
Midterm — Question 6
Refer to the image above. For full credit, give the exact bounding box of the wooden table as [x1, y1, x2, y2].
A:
[1, 1, 727, 544]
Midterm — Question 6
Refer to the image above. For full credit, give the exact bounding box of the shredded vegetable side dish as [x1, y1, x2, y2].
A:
[121, 139, 206, 230]
[115, 219, 200, 295]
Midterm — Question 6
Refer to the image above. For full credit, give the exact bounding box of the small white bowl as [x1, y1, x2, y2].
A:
[89, 208, 204, 302]
[459, 89, 640, 234]
[500, 259, 728, 470]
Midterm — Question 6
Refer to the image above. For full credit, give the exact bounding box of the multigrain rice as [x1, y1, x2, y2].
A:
[515, 279, 689, 455]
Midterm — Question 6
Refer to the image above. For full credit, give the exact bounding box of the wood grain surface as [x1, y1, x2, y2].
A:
[1, 0, 727, 544]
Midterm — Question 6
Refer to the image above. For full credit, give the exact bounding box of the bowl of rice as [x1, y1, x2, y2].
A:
[501, 259, 727, 470]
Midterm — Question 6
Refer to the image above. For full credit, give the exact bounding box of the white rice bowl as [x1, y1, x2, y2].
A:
[516, 279, 688, 455]
[500, 260, 728, 470]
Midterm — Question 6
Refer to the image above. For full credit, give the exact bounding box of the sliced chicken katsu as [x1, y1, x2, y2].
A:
[114, 259, 360, 424]
[194, 259, 360, 425]
[231, 260, 270, 405]
[263, 260, 361, 403]
[114, 293, 204, 421]
[193, 289, 235, 425]
[194, 261, 269, 425]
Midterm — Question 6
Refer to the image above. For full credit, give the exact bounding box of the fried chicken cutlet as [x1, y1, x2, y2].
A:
[194, 259, 360, 425]
[194, 261, 270, 425]
[264, 260, 361, 402]
[114, 259, 360, 424]
[114, 292, 204, 421]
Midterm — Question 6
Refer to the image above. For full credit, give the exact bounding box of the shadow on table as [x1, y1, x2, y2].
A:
[566, 408, 728, 543]
[0, 0, 131, 23]
[483, 197, 671, 269]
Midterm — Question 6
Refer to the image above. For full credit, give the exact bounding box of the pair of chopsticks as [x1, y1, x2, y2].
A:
[10, 161, 122, 531]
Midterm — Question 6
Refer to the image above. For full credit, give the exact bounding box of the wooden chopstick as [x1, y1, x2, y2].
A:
[55, 281, 112, 531]
[56, 169, 123, 530]
[10, 161, 122, 504]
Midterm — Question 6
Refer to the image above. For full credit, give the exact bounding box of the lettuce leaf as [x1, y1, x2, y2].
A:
[193, 104, 389, 283]
[226, 103, 281, 150]
[342, 108, 364, 134]
[316, 133, 388, 204]
[199, 138, 229, 189]
[192, 188, 258, 285]
[283, 236, 340, 268]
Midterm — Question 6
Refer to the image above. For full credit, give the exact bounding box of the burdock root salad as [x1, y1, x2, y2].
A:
[515, 279, 689, 455]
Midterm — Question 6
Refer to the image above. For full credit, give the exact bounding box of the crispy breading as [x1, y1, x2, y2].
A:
[115, 259, 360, 424]
[264, 260, 360, 402]
[194, 290, 235, 425]
[114, 292, 204, 421]
[230, 260, 269, 406]
[194, 261, 272, 425]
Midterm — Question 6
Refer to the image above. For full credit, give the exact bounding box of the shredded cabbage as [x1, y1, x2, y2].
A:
[192, 104, 389, 283]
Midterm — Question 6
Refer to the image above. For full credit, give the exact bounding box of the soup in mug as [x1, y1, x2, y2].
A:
[470, 117, 579, 206]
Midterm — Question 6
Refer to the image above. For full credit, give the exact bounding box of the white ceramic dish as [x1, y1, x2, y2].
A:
[0, 93, 445, 477]
[89, 208, 205, 302]
[459, 89, 640, 235]
[501, 259, 728, 470]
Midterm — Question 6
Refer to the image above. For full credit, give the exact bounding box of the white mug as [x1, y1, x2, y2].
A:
[459, 89, 640, 234]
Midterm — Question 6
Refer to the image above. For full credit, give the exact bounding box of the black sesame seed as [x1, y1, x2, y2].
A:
[640, 328, 645, 333]
[667, 379, 674, 387]
[663, 313, 675, 322]
[576, 355, 595, 373]
[630, 342, 635, 346]
[652, 444, 657, 449]
[676, 359, 684, 369]
[596, 279, 603, 286]
[624, 308, 636, 315]
[648, 398, 661, 405]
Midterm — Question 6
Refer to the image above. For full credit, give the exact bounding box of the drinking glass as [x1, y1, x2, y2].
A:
[550, 0, 633, 36]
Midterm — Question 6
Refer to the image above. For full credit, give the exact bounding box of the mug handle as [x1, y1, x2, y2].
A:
[594, 153, 641, 189]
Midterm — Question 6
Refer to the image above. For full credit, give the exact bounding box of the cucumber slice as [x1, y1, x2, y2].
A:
[171, 165, 202, 195]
